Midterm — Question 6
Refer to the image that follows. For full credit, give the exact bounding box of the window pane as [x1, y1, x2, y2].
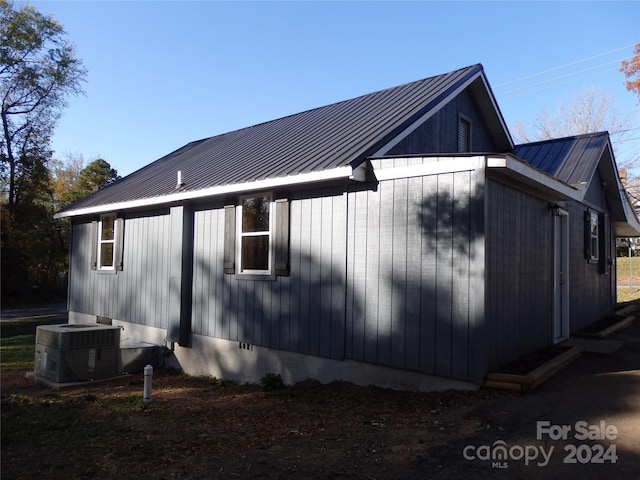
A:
[101, 217, 115, 240]
[242, 236, 269, 270]
[101, 243, 114, 267]
[242, 196, 270, 233]
[590, 213, 598, 236]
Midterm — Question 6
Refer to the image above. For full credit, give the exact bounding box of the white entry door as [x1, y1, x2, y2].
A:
[553, 208, 569, 343]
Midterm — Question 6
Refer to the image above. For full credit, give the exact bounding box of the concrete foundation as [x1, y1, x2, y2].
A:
[68, 311, 477, 392]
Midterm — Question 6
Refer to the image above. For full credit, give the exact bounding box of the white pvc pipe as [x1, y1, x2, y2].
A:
[143, 364, 153, 402]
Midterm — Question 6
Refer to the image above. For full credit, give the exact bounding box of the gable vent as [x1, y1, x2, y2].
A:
[458, 117, 471, 152]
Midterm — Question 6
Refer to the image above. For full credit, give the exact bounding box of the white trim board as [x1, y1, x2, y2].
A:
[55, 166, 358, 218]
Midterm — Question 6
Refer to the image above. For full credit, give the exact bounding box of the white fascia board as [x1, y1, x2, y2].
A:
[54, 166, 356, 219]
[617, 190, 640, 236]
[614, 221, 640, 237]
[373, 156, 485, 181]
[350, 162, 368, 182]
[487, 155, 581, 201]
[370, 71, 484, 157]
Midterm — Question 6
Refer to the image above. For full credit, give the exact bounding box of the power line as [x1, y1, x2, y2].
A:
[614, 136, 640, 144]
[500, 67, 621, 101]
[495, 43, 638, 88]
[498, 58, 629, 96]
[611, 127, 640, 135]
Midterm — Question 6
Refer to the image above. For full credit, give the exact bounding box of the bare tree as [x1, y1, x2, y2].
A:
[512, 86, 637, 171]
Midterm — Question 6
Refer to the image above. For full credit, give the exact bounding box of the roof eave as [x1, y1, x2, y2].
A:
[54, 165, 361, 219]
[487, 154, 580, 201]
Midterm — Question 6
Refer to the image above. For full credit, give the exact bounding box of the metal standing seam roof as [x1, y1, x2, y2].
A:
[56, 64, 485, 216]
[514, 131, 640, 236]
[513, 132, 610, 187]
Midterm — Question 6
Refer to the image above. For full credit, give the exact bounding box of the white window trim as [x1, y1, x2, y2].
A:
[98, 213, 117, 270]
[236, 192, 274, 275]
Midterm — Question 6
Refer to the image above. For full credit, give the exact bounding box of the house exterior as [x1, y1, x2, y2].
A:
[55, 64, 640, 390]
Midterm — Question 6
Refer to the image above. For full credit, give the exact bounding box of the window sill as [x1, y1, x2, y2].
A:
[234, 273, 277, 281]
[97, 269, 118, 275]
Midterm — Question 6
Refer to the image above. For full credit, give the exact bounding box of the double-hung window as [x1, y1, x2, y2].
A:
[223, 192, 289, 277]
[91, 214, 124, 271]
[239, 193, 272, 273]
[587, 210, 600, 263]
[98, 214, 117, 269]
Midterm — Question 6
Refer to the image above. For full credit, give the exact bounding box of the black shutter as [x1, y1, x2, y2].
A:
[274, 198, 290, 276]
[223, 205, 236, 274]
[115, 217, 125, 271]
[90, 220, 98, 270]
[598, 213, 607, 274]
[584, 211, 592, 260]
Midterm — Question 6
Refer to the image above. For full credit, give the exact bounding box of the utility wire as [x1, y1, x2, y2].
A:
[501, 67, 621, 100]
[614, 136, 640, 144]
[498, 58, 630, 96]
[611, 127, 640, 135]
[495, 43, 638, 88]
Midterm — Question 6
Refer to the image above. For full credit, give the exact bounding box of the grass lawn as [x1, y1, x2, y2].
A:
[617, 255, 640, 304]
[0, 317, 64, 368]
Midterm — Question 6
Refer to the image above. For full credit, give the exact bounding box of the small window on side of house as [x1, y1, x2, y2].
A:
[98, 214, 117, 269]
[91, 214, 124, 272]
[589, 211, 599, 263]
[238, 193, 272, 274]
[224, 194, 289, 277]
[458, 116, 471, 153]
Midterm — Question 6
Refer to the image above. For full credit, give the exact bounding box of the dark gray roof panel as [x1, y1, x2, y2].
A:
[514, 132, 609, 186]
[58, 64, 484, 215]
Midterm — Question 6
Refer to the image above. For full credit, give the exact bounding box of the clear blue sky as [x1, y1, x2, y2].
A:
[30, 0, 640, 177]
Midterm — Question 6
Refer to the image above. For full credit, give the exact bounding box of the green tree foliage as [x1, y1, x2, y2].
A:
[1, 0, 86, 302]
[50, 152, 85, 208]
[1, 0, 86, 207]
[65, 158, 120, 204]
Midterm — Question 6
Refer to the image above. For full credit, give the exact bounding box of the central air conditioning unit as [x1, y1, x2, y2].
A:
[34, 324, 121, 382]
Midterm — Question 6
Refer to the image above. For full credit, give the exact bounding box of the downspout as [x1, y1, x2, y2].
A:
[167, 204, 194, 347]
[343, 188, 349, 361]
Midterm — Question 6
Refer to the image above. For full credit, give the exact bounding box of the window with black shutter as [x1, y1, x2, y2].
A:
[223, 193, 289, 277]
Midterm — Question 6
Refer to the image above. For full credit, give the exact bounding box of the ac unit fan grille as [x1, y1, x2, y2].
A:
[35, 325, 120, 349]
[68, 329, 118, 348]
[35, 329, 58, 348]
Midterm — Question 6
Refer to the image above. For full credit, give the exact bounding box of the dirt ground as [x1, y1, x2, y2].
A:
[2, 303, 639, 479]
[1, 365, 518, 479]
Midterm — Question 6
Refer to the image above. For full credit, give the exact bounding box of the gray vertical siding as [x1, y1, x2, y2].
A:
[190, 188, 347, 360]
[68, 157, 615, 384]
[485, 177, 615, 371]
[69, 211, 171, 329]
[387, 89, 498, 155]
[485, 180, 554, 370]
[346, 157, 485, 382]
[566, 200, 613, 331]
